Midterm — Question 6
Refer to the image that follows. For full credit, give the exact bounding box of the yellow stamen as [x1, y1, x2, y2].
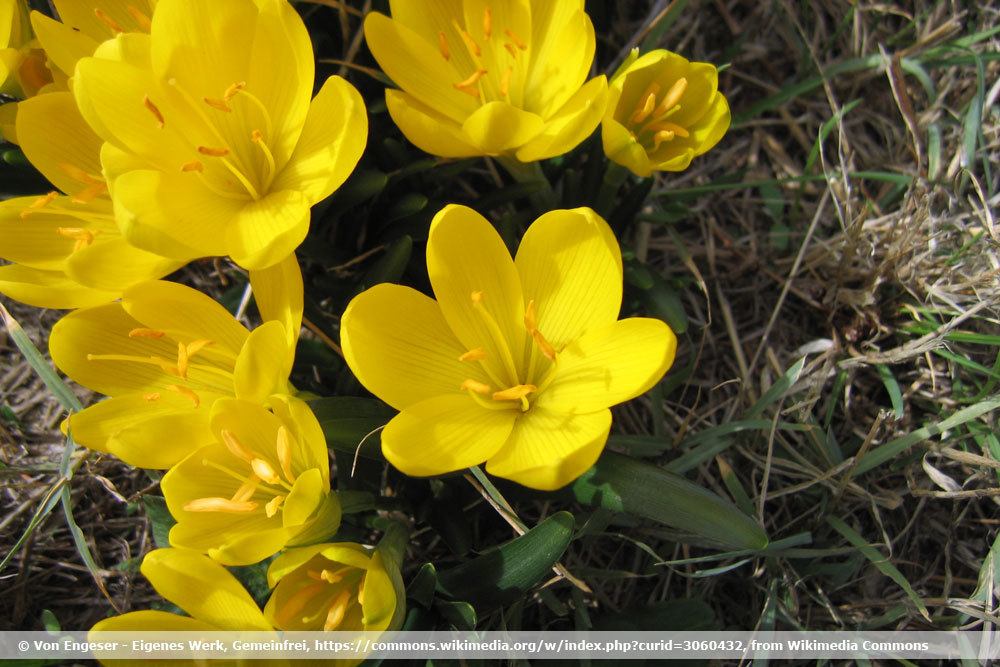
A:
[630, 83, 660, 124]
[655, 77, 688, 117]
[251, 129, 277, 185]
[523, 300, 539, 331]
[204, 97, 232, 112]
[143, 95, 165, 128]
[59, 163, 103, 185]
[176, 341, 189, 379]
[323, 590, 352, 631]
[651, 130, 676, 151]
[492, 384, 536, 402]
[504, 42, 518, 58]
[265, 495, 285, 518]
[458, 27, 481, 57]
[531, 330, 556, 361]
[224, 81, 247, 102]
[454, 68, 487, 97]
[22, 191, 57, 218]
[126, 5, 152, 31]
[93, 8, 125, 33]
[197, 145, 230, 157]
[231, 475, 260, 503]
[483, 7, 493, 38]
[277, 582, 325, 627]
[143, 392, 160, 402]
[71, 182, 107, 204]
[461, 379, 491, 395]
[276, 426, 296, 483]
[459, 348, 487, 362]
[185, 339, 214, 357]
[181, 160, 204, 173]
[504, 28, 526, 50]
[438, 31, 450, 60]
[251, 458, 282, 485]
[221, 429, 254, 461]
[500, 66, 512, 98]
[470, 291, 521, 385]
[166, 384, 200, 407]
[646, 121, 689, 138]
[57, 227, 94, 244]
[184, 497, 258, 513]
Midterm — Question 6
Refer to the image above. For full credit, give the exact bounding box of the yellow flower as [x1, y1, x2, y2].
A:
[0, 91, 183, 309]
[72, 0, 368, 270]
[364, 0, 607, 162]
[265, 542, 404, 634]
[91, 548, 273, 632]
[162, 396, 340, 566]
[49, 271, 302, 469]
[0, 0, 51, 138]
[341, 205, 677, 490]
[602, 49, 730, 177]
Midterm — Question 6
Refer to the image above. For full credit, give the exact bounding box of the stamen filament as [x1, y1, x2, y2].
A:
[252, 129, 277, 189]
[324, 590, 352, 631]
[166, 384, 200, 407]
[221, 430, 254, 461]
[231, 475, 261, 503]
[203, 96, 232, 112]
[470, 291, 521, 387]
[184, 497, 258, 513]
[276, 426, 297, 484]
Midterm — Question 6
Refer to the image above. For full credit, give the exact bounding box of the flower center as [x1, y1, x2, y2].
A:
[440, 6, 528, 104]
[184, 426, 299, 518]
[280, 564, 367, 630]
[459, 292, 558, 413]
[142, 80, 278, 201]
[625, 77, 691, 151]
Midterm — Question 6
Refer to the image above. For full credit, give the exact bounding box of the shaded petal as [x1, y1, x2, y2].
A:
[0, 264, 117, 309]
[111, 169, 241, 263]
[460, 101, 543, 155]
[514, 207, 621, 349]
[341, 283, 485, 411]
[515, 75, 607, 162]
[209, 398, 283, 462]
[381, 394, 516, 476]
[537, 318, 676, 413]
[426, 205, 526, 385]
[248, 252, 303, 349]
[66, 236, 183, 293]
[51, 0, 155, 42]
[524, 4, 595, 117]
[282, 468, 325, 528]
[385, 89, 480, 158]
[486, 407, 610, 490]
[29, 11, 98, 79]
[226, 189, 310, 271]
[601, 115, 653, 177]
[363, 11, 476, 122]
[138, 548, 272, 629]
[121, 280, 249, 357]
[91, 610, 217, 632]
[361, 552, 397, 631]
[16, 91, 103, 195]
[272, 75, 367, 204]
[233, 321, 293, 402]
[269, 395, 332, 487]
[687, 93, 730, 156]
[0, 196, 115, 270]
[106, 409, 215, 469]
[387, 0, 477, 90]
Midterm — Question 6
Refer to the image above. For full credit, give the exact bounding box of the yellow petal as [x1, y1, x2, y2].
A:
[363, 11, 477, 122]
[209, 398, 284, 462]
[0, 196, 114, 270]
[516, 75, 608, 162]
[514, 207, 622, 349]
[121, 280, 249, 357]
[486, 408, 610, 490]
[536, 317, 676, 413]
[65, 236, 184, 293]
[226, 189, 310, 270]
[523, 4, 595, 117]
[106, 409, 215, 469]
[384, 89, 480, 158]
[381, 394, 516, 476]
[282, 468, 325, 528]
[601, 116, 653, 177]
[686, 93, 730, 157]
[272, 75, 367, 204]
[0, 264, 117, 309]
[91, 610, 217, 632]
[668, 61, 720, 128]
[111, 169, 240, 262]
[360, 551, 398, 630]
[386, 0, 478, 87]
[29, 11, 98, 79]
[138, 548, 272, 629]
[205, 527, 296, 566]
[426, 204, 526, 385]
[268, 395, 331, 487]
[341, 283, 486, 411]
[234, 321, 292, 402]
[51, 0, 155, 41]
[248, 252, 303, 349]
[460, 101, 543, 155]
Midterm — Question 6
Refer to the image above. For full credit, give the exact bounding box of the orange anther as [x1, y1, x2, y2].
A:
[143, 95, 165, 128]
[197, 146, 230, 157]
[438, 31, 450, 60]
[93, 8, 125, 33]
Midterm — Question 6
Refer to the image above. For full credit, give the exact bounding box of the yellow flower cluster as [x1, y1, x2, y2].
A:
[0, 0, 731, 645]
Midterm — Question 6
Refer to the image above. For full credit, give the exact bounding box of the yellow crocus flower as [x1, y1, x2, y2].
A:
[49, 272, 302, 470]
[341, 205, 677, 490]
[265, 542, 404, 635]
[0, 0, 51, 140]
[72, 0, 367, 270]
[162, 396, 340, 566]
[364, 0, 608, 162]
[602, 49, 730, 177]
[0, 91, 183, 309]
[91, 548, 273, 632]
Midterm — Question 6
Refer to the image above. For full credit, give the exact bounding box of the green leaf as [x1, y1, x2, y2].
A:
[569, 451, 767, 550]
[309, 397, 394, 458]
[436, 511, 575, 610]
[0, 304, 82, 412]
[408, 563, 438, 609]
[434, 599, 477, 630]
[876, 364, 905, 420]
[142, 496, 176, 549]
[746, 356, 806, 419]
[826, 515, 929, 620]
[643, 271, 688, 335]
[363, 235, 412, 286]
[40, 609, 60, 633]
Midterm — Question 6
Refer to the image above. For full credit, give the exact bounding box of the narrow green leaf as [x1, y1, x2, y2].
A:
[805, 99, 862, 172]
[363, 235, 412, 286]
[436, 512, 575, 610]
[0, 304, 82, 412]
[408, 563, 438, 609]
[826, 515, 929, 620]
[746, 357, 806, 419]
[141, 496, 176, 549]
[876, 364, 905, 419]
[569, 451, 768, 550]
[434, 600, 477, 630]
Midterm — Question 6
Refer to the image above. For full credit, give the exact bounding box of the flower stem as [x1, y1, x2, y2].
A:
[594, 161, 631, 217]
[495, 156, 557, 211]
[376, 519, 410, 569]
